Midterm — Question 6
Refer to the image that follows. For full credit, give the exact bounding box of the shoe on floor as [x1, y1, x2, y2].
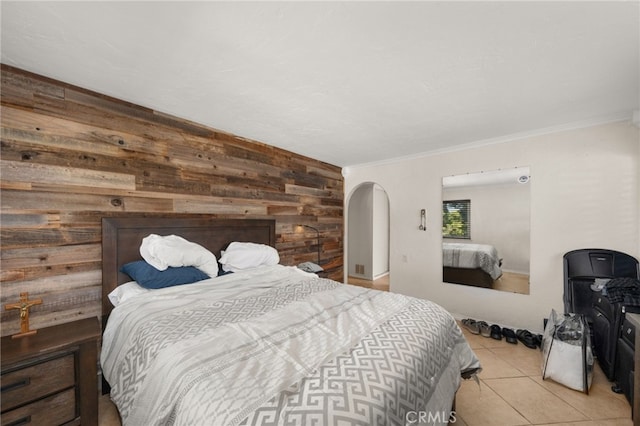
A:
[478, 321, 491, 337]
[461, 318, 480, 334]
[502, 327, 518, 344]
[533, 333, 543, 348]
[516, 329, 538, 349]
[490, 324, 502, 340]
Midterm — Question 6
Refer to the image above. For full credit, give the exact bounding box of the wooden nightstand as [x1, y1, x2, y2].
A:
[1, 317, 101, 426]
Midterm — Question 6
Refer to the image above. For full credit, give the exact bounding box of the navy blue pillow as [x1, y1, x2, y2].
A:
[121, 261, 210, 289]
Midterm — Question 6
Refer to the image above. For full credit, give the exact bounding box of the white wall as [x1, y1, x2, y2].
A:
[348, 183, 390, 279]
[372, 184, 390, 278]
[344, 121, 639, 332]
[348, 184, 374, 278]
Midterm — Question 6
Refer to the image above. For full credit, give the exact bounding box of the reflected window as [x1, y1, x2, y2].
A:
[442, 199, 470, 239]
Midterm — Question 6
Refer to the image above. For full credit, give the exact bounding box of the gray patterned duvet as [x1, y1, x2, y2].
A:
[101, 265, 480, 426]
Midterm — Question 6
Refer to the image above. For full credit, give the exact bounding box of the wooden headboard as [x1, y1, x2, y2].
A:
[101, 216, 276, 323]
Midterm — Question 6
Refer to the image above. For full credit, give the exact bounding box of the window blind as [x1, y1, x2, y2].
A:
[442, 199, 470, 239]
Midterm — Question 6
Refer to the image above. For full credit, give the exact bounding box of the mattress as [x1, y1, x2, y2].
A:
[101, 265, 480, 425]
[442, 242, 502, 280]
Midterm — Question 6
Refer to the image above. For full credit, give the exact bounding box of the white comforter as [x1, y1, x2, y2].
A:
[102, 265, 480, 426]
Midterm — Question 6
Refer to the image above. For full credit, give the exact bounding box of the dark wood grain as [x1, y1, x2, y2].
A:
[0, 64, 344, 335]
[101, 217, 276, 322]
[443, 267, 494, 288]
[1, 354, 74, 411]
[0, 388, 76, 426]
[1, 317, 100, 426]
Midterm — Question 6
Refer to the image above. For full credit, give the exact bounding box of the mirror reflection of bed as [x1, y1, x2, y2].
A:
[442, 167, 531, 294]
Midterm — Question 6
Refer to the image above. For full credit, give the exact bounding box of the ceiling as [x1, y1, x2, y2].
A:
[2, 2, 638, 168]
[443, 166, 530, 188]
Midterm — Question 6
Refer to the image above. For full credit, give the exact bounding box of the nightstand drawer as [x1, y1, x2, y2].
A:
[1, 388, 76, 426]
[1, 354, 75, 412]
[1, 317, 100, 425]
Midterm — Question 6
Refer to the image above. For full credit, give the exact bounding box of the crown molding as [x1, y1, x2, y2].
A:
[344, 112, 632, 173]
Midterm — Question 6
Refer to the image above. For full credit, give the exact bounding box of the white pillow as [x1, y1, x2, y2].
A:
[140, 234, 218, 277]
[108, 281, 151, 307]
[219, 242, 279, 272]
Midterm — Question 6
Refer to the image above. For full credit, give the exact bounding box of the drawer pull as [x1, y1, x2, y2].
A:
[5, 415, 31, 426]
[1, 378, 31, 393]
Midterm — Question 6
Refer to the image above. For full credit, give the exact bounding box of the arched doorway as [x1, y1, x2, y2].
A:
[346, 183, 390, 291]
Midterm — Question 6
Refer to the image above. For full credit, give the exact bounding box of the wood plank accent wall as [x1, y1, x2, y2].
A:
[0, 65, 344, 336]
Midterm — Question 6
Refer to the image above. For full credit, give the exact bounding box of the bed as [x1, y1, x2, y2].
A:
[101, 216, 480, 426]
[442, 242, 503, 289]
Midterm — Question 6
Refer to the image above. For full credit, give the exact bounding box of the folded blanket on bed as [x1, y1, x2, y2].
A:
[140, 233, 219, 277]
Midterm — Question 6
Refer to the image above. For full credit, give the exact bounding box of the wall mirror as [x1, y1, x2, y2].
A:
[442, 166, 530, 294]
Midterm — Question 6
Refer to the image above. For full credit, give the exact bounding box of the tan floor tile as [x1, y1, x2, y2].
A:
[455, 378, 529, 426]
[489, 345, 543, 376]
[99, 394, 121, 426]
[590, 363, 629, 404]
[451, 412, 468, 426]
[531, 375, 631, 420]
[484, 376, 588, 424]
[462, 330, 489, 349]
[473, 348, 526, 379]
[592, 420, 634, 426]
[535, 420, 633, 426]
[477, 337, 512, 349]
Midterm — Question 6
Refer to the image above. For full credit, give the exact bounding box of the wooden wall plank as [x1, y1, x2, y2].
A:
[1, 244, 101, 269]
[0, 213, 51, 228]
[0, 64, 344, 336]
[285, 183, 341, 199]
[1, 69, 64, 99]
[173, 199, 268, 215]
[1, 107, 150, 157]
[1, 189, 174, 213]
[1, 160, 136, 189]
[0, 227, 101, 249]
[2, 262, 102, 283]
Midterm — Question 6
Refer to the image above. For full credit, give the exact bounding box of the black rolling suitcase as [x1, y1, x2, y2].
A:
[592, 291, 640, 380]
[614, 316, 634, 405]
[563, 249, 639, 380]
[564, 249, 638, 315]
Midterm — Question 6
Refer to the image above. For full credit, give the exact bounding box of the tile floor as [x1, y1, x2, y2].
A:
[455, 323, 632, 426]
[347, 274, 390, 291]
